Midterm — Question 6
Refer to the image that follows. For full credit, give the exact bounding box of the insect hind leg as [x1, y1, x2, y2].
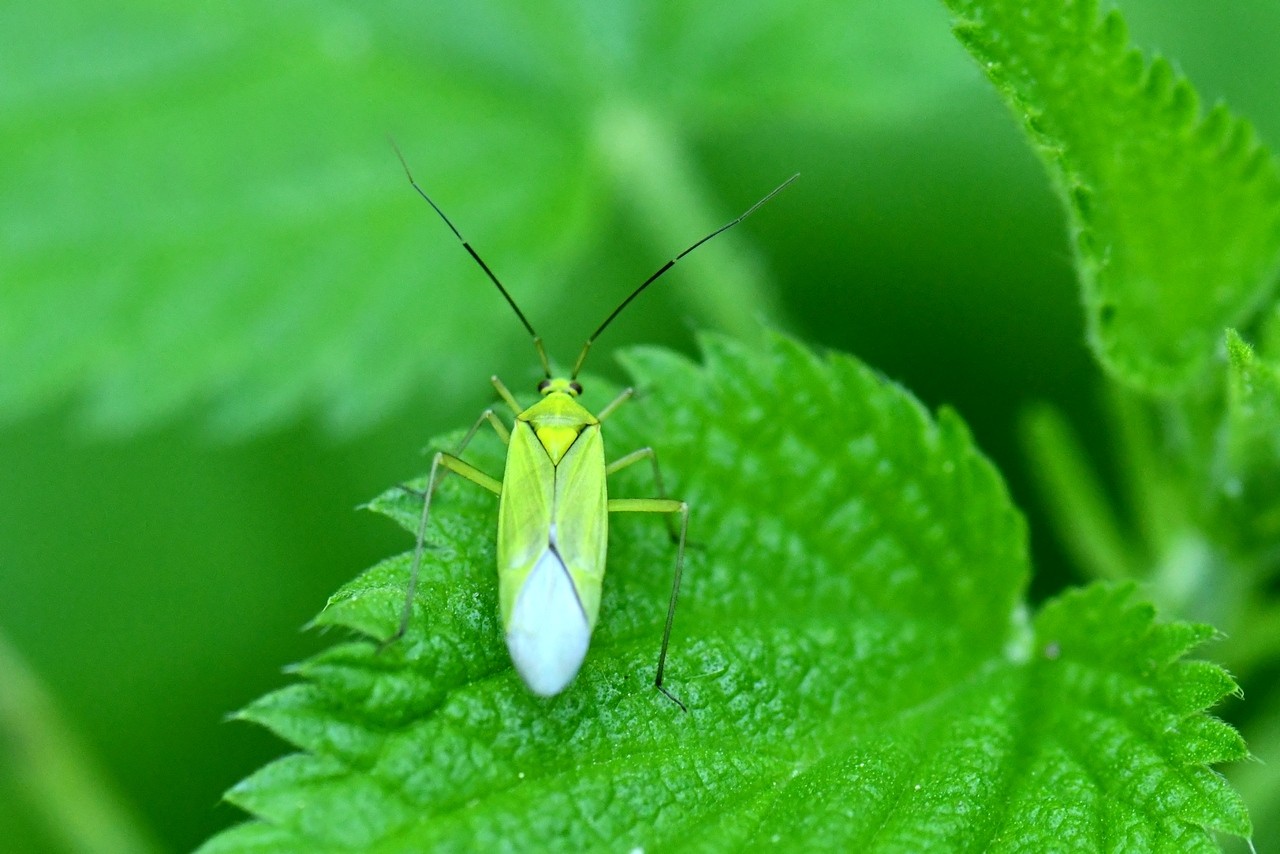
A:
[608, 497, 690, 712]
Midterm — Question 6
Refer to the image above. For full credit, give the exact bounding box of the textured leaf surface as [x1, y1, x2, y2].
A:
[943, 0, 1280, 392]
[201, 335, 1247, 851]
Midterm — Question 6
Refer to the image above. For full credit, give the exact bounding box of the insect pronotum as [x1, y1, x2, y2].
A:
[392, 142, 796, 708]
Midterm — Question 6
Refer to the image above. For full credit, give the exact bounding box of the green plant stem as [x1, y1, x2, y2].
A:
[591, 101, 790, 340]
[1106, 385, 1167, 553]
[0, 630, 161, 854]
[1020, 402, 1138, 582]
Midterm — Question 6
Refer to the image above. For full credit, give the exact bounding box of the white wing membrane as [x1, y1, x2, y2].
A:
[505, 528, 590, 696]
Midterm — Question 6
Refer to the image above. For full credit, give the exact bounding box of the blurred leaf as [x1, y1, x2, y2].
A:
[200, 334, 1247, 850]
[943, 0, 1280, 393]
[0, 631, 161, 854]
[0, 0, 961, 436]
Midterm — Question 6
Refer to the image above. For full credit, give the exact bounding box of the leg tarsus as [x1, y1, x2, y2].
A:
[656, 679, 688, 713]
[377, 626, 406, 655]
[396, 483, 427, 499]
[653, 502, 689, 711]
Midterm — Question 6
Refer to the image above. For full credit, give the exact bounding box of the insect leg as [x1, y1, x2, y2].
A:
[416, 406, 510, 460]
[469, 408, 511, 447]
[596, 387, 634, 422]
[607, 446, 678, 540]
[607, 497, 690, 712]
[392, 431, 504, 645]
[489, 376, 523, 417]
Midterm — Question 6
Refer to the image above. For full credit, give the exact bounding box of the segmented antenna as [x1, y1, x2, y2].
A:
[571, 173, 799, 379]
[391, 137, 552, 379]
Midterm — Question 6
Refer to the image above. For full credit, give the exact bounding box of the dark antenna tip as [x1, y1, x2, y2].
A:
[392, 139, 546, 367]
[570, 172, 799, 379]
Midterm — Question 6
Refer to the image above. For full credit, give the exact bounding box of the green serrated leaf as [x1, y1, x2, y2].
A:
[0, 631, 162, 854]
[1014, 584, 1248, 845]
[944, 0, 1280, 393]
[201, 334, 1248, 850]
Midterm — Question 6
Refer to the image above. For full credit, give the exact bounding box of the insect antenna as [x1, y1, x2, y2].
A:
[392, 137, 552, 378]
[570, 173, 799, 380]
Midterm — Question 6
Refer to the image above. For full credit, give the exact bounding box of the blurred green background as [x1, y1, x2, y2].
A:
[2, 2, 1278, 851]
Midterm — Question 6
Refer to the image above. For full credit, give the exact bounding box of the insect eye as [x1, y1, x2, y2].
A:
[537, 379, 550, 393]
[570, 381, 583, 395]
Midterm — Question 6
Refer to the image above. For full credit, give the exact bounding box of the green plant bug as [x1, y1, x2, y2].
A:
[392, 142, 796, 708]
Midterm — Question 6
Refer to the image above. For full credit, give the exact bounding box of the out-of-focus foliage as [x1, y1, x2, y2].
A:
[3, 0, 1280, 851]
[0, 0, 963, 436]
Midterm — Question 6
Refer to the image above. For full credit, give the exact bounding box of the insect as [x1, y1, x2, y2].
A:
[392, 143, 796, 708]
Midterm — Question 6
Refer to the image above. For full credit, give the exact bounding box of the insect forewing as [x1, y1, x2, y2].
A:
[498, 415, 607, 696]
[551, 424, 608, 626]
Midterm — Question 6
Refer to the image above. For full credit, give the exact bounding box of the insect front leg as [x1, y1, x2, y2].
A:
[490, 375, 524, 417]
[415, 406, 510, 461]
[608, 496, 690, 712]
[596, 387, 634, 422]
